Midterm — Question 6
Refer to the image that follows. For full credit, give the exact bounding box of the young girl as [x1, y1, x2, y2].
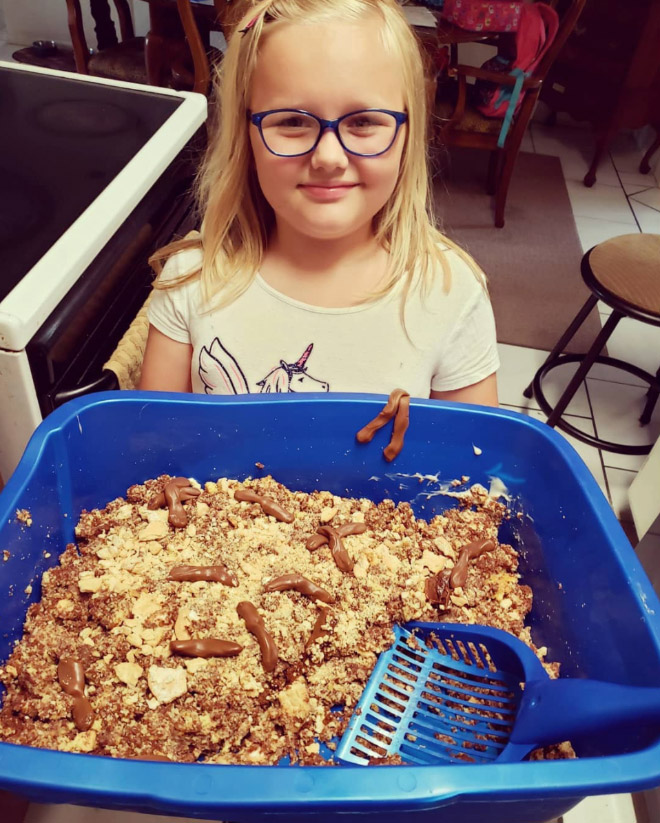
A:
[139, 0, 499, 405]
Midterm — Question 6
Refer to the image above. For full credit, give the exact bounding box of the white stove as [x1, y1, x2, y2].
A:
[0, 62, 207, 482]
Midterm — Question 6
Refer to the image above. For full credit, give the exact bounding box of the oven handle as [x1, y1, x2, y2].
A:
[52, 369, 119, 408]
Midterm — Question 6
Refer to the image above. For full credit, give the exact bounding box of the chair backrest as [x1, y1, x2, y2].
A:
[175, 0, 243, 96]
[66, 0, 135, 74]
[176, 0, 211, 95]
[531, 0, 586, 83]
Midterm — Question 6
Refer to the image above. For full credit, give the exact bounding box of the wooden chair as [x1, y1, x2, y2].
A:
[174, 0, 243, 96]
[65, 0, 150, 84]
[433, 0, 586, 227]
[65, 0, 193, 89]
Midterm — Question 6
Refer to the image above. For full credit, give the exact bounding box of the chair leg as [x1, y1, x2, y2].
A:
[494, 144, 520, 228]
[547, 312, 623, 426]
[523, 295, 600, 398]
[640, 130, 660, 175]
[487, 150, 501, 196]
[584, 122, 618, 187]
[640, 364, 660, 425]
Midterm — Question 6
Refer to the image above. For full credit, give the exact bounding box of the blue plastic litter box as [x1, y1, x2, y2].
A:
[1, 391, 660, 823]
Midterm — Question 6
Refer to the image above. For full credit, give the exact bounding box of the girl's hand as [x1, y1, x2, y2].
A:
[431, 373, 498, 407]
[139, 325, 193, 392]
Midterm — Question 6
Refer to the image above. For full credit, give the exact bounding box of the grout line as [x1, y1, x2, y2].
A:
[608, 149, 644, 231]
[584, 379, 613, 503]
[500, 401, 594, 421]
[627, 186, 657, 198]
[586, 374, 646, 389]
[629, 199, 660, 216]
[601, 465, 638, 474]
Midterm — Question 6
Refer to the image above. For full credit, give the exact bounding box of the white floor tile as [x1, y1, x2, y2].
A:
[636, 532, 660, 594]
[574, 216, 639, 255]
[631, 201, 660, 233]
[501, 403, 608, 496]
[563, 793, 638, 823]
[609, 131, 647, 175]
[590, 317, 660, 386]
[519, 130, 534, 153]
[605, 466, 637, 522]
[587, 379, 660, 471]
[497, 343, 592, 417]
[531, 124, 621, 187]
[565, 179, 637, 224]
[629, 187, 660, 211]
[619, 173, 658, 196]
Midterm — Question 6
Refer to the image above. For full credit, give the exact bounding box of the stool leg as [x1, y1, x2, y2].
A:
[546, 312, 622, 427]
[523, 295, 599, 398]
[640, 364, 660, 426]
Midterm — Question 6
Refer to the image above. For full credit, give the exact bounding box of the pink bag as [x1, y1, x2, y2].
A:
[442, 0, 525, 32]
[474, 3, 559, 146]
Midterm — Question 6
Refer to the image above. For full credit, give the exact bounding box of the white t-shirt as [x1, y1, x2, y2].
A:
[147, 246, 499, 398]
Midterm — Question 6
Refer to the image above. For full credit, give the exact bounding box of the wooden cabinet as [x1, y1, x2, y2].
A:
[540, 0, 660, 185]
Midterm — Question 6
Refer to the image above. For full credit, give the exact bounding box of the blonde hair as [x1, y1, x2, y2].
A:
[150, 0, 484, 308]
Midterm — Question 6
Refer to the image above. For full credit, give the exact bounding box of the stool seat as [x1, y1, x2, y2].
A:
[525, 233, 660, 455]
[587, 234, 660, 317]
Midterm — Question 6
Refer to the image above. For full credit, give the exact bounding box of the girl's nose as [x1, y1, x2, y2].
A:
[310, 128, 349, 170]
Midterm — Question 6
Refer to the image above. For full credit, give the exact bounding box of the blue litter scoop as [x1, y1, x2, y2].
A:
[336, 622, 660, 765]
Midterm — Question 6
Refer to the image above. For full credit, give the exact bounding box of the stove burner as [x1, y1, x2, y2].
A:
[33, 99, 136, 137]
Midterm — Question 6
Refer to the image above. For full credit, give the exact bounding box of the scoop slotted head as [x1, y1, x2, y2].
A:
[336, 622, 660, 766]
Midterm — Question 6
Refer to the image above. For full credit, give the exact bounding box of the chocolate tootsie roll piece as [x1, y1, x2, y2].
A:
[148, 477, 200, 528]
[264, 573, 335, 604]
[306, 608, 330, 649]
[58, 657, 85, 697]
[356, 388, 409, 443]
[449, 538, 497, 589]
[383, 394, 410, 462]
[58, 657, 95, 731]
[72, 696, 94, 731]
[305, 521, 366, 552]
[425, 570, 451, 607]
[234, 489, 294, 523]
[169, 564, 238, 587]
[317, 526, 353, 573]
[170, 638, 243, 658]
[306, 533, 327, 551]
[237, 601, 278, 672]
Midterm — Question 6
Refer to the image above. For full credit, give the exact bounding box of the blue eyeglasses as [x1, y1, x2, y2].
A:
[249, 108, 408, 157]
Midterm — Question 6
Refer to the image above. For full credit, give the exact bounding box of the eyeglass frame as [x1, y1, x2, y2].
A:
[248, 108, 408, 158]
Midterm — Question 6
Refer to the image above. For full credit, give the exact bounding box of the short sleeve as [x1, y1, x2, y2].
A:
[430, 254, 500, 392]
[147, 248, 202, 345]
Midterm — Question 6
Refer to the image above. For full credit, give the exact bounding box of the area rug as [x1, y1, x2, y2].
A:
[432, 148, 602, 353]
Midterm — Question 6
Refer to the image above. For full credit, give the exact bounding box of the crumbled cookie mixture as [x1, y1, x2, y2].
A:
[15, 509, 32, 527]
[0, 475, 559, 765]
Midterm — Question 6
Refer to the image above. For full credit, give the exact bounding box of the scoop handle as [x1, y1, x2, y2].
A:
[511, 678, 660, 747]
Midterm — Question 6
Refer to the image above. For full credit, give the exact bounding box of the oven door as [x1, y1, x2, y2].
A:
[27, 147, 199, 416]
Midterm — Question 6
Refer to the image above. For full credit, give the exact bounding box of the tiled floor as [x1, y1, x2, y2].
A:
[2, 40, 660, 823]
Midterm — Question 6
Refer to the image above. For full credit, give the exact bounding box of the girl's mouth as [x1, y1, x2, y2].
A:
[299, 183, 358, 201]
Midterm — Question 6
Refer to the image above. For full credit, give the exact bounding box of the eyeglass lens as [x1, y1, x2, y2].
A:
[259, 110, 399, 156]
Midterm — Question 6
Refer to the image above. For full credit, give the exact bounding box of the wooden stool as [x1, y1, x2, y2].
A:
[523, 234, 660, 455]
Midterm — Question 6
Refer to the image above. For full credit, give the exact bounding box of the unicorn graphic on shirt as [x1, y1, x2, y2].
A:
[199, 339, 329, 394]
